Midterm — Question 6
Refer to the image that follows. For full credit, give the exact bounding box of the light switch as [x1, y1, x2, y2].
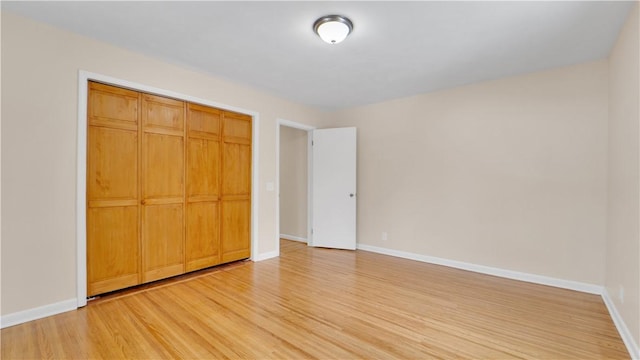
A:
[266, 182, 275, 191]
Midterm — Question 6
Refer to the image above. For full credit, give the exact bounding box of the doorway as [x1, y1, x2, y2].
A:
[276, 120, 357, 253]
[276, 120, 314, 251]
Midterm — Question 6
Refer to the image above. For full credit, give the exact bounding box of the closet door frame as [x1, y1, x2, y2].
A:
[76, 71, 259, 307]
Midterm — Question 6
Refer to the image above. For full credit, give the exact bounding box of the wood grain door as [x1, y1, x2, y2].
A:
[87, 82, 140, 296]
[221, 111, 252, 262]
[141, 94, 186, 282]
[185, 103, 222, 271]
[88, 83, 252, 296]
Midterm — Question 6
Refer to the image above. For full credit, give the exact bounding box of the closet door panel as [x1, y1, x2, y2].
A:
[186, 202, 220, 271]
[185, 103, 222, 271]
[221, 112, 252, 262]
[87, 81, 141, 297]
[142, 204, 184, 282]
[88, 127, 138, 201]
[222, 114, 251, 142]
[222, 143, 251, 196]
[188, 103, 221, 138]
[88, 82, 138, 130]
[87, 206, 139, 296]
[141, 95, 185, 282]
[221, 200, 251, 262]
[141, 94, 184, 134]
[187, 138, 219, 199]
[143, 133, 184, 200]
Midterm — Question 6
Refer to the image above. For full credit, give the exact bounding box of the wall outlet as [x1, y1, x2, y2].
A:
[619, 285, 625, 304]
[381, 232, 388, 241]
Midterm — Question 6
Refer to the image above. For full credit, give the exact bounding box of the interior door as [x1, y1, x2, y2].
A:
[311, 127, 357, 250]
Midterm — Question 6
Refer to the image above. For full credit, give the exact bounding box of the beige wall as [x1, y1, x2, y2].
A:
[607, 4, 640, 348]
[279, 126, 308, 239]
[0, 12, 324, 315]
[322, 61, 609, 285]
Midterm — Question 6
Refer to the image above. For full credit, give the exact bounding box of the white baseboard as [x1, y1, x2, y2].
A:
[280, 234, 307, 243]
[253, 249, 279, 262]
[602, 288, 640, 359]
[1, 298, 77, 329]
[356, 244, 603, 294]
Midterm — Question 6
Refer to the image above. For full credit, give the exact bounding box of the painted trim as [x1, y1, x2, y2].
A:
[602, 288, 640, 360]
[274, 120, 282, 260]
[253, 250, 279, 262]
[77, 70, 261, 306]
[307, 131, 314, 246]
[76, 73, 89, 308]
[357, 244, 603, 295]
[278, 119, 315, 131]
[250, 112, 260, 263]
[1, 298, 77, 329]
[280, 234, 308, 243]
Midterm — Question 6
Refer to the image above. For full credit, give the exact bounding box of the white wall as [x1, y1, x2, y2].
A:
[322, 60, 609, 286]
[0, 12, 324, 316]
[606, 3, 640, 351]
[279, 126, 308, 239]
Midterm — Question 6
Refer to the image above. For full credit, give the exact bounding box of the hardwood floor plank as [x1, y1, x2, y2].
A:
[1, 239, 630, 359]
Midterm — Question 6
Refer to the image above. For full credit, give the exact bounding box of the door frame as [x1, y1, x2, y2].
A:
[276, 119, 315, 251]
[76, 70, 260, 307]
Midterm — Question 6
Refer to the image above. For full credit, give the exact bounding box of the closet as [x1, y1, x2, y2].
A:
[87, 82, 251, 297]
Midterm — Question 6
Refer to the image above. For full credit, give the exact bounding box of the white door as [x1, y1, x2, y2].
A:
[311, 127, 357, 250]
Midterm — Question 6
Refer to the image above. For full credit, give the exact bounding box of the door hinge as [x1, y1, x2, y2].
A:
[312, 140, 314, 146]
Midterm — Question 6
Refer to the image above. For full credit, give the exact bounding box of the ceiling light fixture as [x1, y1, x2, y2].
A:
[313, 15, 353, 44]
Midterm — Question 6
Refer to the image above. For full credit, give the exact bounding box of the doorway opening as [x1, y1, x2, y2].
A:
[276, 120, 314, 253]
[276, 120, 357, 254]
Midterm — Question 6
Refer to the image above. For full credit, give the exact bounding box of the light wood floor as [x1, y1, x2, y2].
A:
[1, 239, 629, 359]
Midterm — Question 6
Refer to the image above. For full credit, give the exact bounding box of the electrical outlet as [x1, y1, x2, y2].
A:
[381, 232, 388, 241]
[619, 285, 625, 304]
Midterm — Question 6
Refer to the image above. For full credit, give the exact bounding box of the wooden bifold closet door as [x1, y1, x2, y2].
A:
[140, 94, 186, 283]
[87, 82, 251, 297]
[87, 83, 140, 296]
[221, 112, 252, 262]
[185, 104, 222, 271]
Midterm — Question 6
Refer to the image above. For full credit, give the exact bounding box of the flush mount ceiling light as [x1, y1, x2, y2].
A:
[313, 15, 353, 44]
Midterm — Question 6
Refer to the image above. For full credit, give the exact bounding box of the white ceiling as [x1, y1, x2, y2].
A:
[2, 1, 635, 110]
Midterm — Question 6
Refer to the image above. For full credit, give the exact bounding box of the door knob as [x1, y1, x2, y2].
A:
[350, 193, 355, 197]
